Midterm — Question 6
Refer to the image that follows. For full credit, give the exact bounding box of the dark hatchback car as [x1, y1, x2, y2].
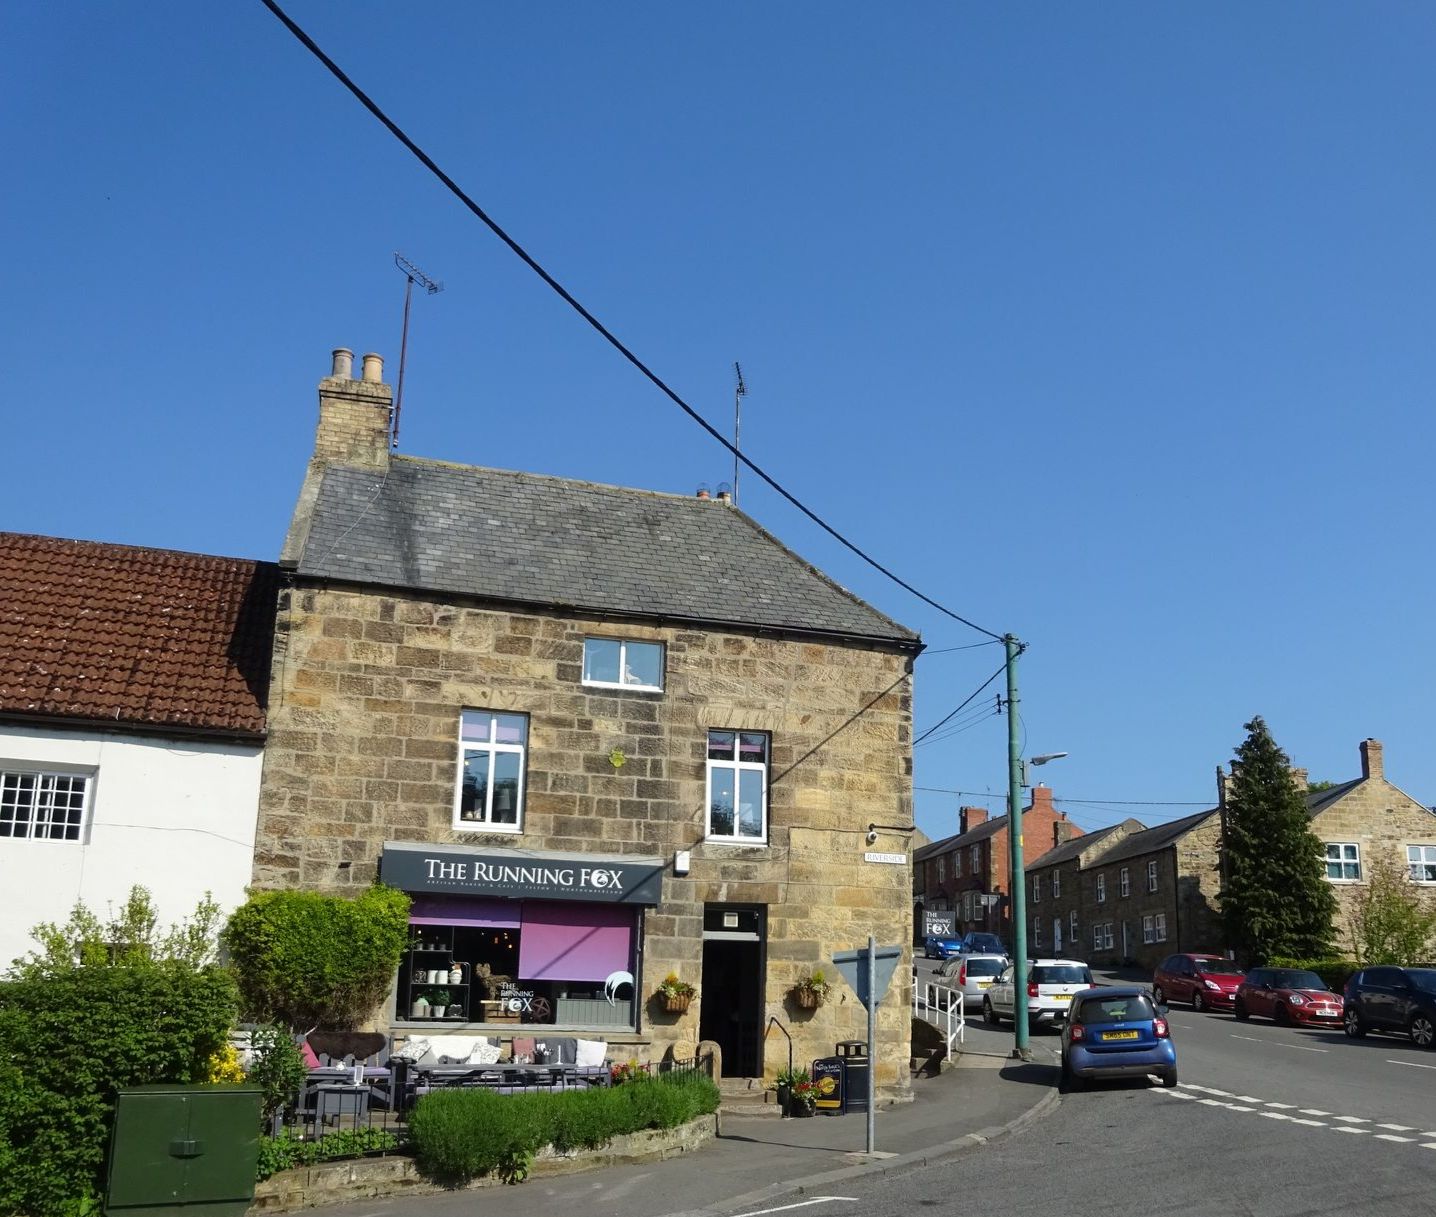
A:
[1343, 966, 1436, 1048]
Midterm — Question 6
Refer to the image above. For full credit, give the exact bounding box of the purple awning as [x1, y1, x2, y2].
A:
[517, 902, 635, 982]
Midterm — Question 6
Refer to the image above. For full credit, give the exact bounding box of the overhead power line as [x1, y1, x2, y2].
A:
[912, 661, 1007, 746]
[259, 0, 1004, 644]
[915, 785, 1210, 808]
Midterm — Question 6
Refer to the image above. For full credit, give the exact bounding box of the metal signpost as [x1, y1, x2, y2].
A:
[831, 937, 902, 1154]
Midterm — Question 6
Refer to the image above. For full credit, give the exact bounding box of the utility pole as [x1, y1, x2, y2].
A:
[732, 362, 746, 505]
[1005, 634, 1031, 1061]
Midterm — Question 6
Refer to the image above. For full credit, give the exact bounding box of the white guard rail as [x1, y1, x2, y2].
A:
[912, 980, 964, 1057]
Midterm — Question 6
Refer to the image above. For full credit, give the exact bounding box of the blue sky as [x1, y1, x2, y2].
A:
[6, 4, 1435, 841]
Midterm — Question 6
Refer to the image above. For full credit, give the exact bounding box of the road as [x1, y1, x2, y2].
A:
[888, 956, 1436, 1217]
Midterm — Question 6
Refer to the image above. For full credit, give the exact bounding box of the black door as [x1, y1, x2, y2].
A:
[699, 905, 765, 1077]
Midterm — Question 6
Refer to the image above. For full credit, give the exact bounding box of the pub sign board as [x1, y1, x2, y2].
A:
[811, 1057, 844, 1112]
[380, 842, 665, 905]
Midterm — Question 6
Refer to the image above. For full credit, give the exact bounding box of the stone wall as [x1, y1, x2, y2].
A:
[255, 584, 915, 1091]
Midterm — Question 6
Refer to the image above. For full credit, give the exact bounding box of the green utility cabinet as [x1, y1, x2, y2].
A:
[106, 1085, 263, 1217]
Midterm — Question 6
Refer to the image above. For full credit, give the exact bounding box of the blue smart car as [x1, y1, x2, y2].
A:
[923, 933, 963, 960]
[1059, 986, 1177, 1090]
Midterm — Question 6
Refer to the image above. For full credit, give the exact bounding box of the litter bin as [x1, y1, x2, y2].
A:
[106, 1085, 262, 1217]
[836, 1041, 869, 1114]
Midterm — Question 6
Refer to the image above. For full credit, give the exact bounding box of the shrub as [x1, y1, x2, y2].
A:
[222, 885, 411, 1030]
[1268, 955, 1360, 992]
[255, 1127, 402, 1181]
[0, 963, 238, 1216]
[247, 1024, 309, 1125]
[407, 1071, 719, 1185]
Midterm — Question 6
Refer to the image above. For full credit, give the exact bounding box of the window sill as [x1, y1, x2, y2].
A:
[581, 681, 664, 695]
[702, 837, 769, 849]
[453, 822, 523, 835]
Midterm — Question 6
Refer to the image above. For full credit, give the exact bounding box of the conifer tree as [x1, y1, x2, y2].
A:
[1219, 716, 1337, 963]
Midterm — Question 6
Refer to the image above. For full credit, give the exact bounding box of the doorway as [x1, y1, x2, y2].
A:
[699, 904, 765, 1077]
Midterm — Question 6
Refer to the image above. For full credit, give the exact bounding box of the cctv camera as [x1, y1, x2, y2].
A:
[866, 829, 879, 845]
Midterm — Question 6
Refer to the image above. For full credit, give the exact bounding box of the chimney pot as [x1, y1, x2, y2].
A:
[1360, 738, 1384, 781]
[361, 353, 384, 383]
[331, 348, 354, 379]
[696, 486, 711, 500]
[716, 490, 731, 503]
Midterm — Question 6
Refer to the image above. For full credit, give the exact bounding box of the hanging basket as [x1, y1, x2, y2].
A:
[663, 993, 693, 1013]
[794, 988, 820, 1009]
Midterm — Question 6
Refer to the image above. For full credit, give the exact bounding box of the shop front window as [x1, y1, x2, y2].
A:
[400, 897, 638, 1030]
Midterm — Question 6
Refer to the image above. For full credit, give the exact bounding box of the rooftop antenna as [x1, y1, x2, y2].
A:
[732, 361, 747, 505]
[392, 252, 443, 447]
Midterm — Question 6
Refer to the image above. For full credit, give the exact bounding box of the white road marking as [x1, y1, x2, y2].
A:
[1388, 1059, 1436, 1071]
[1375, 1134, 1416, 1144]
[1333, 1127, 1369, 1135]
[1226, 1104, 1255, 1112]
[1235, 1095, 1264, 1103]
[1298, 1108, 1331, 1116]
[1332, 1115, 1369, 1123]
[1423, 1144, 1436, 1151]
[1261, 1112, 1293, 1121]
[1265, 1103, 1297, 1109]
[731, 1200, 858, 1217]
[1377, 1123, 1416, 1131]
[1230, 1035, 1326, 1053]
[1290, 1118, 1327, 1128]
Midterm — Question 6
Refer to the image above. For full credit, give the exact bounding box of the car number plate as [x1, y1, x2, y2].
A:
[977, 981, 991, 988]
[1103, 1030, 1139, 1041]
[1053, 994, 1071, 1002]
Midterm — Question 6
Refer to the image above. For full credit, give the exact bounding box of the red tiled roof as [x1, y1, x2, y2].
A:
[0, 533, 279, 737]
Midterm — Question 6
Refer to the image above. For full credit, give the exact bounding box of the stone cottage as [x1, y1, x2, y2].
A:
[252, 349, 922, 1094]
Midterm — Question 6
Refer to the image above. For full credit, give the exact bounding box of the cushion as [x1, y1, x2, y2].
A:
[430, 1035, 496, 1065]
[392, 1036, 432, 1063]
[300, 1040, 322, 1070]
[575, 1038, 606, 1068]
[471, 1038, 501, 1065]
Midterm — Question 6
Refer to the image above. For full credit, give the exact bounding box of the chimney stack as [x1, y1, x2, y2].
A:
[1028, 785, 1054, 812]
[313, 345, 393, 469]
[959, 805, 987, 834]
[1360, 738, 1384, 781]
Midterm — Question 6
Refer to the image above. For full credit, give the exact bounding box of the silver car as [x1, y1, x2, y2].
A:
[984, 958, 1095, 1029]
[936, 952, 1009, 1010]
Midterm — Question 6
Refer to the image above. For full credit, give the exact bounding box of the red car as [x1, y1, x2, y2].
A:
[1234, 966, 1344, 1027]
[1152, 953, 1245, 1012]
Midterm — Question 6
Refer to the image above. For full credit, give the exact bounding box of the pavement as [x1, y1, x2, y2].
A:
[361, 1050, 1061, 1217]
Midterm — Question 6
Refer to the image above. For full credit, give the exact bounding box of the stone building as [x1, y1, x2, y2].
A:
[913, 787, 1080, 943]
[1022, 818, 1142, 960]
[253, 349, 922, 1093]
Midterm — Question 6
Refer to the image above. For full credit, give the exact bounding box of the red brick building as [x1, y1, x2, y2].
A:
[914, 786, 1081, 943]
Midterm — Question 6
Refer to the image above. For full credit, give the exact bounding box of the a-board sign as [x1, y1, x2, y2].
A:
[924, 912, 955, 937]
[811, 1057, 844, 1111]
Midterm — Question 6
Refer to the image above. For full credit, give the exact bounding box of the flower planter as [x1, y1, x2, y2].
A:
[794, 989, 820, 1010]
[663, 994, 692, 1014]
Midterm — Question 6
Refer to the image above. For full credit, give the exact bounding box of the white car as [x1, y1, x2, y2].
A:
[936, 952, 1009, 1009]
[984, 958, 1095, 1029]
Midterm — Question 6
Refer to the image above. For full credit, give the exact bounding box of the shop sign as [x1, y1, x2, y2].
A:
[381, 842, 665, 904]
[811, 1057, 844, 1111]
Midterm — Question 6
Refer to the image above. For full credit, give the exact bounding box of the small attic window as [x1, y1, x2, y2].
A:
[582, 638, 664, 693]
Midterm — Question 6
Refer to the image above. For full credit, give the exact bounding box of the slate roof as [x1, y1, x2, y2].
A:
[1086, 807, 1219, 868]
[1305, 780, 1362, 816]
[0, 533, 278, 738]
[293, 458, 919, 645]
[1026, 819, 1138, 872]
[914, 814, 1009, 862]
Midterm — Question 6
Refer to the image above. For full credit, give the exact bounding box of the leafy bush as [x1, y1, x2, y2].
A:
[0, 963, 238, 1217]
[1346, 857, 1436, 965]
[407, 1071, 719, 1184]
[222, 885, 411, 1030]
[255, 1126, 402, 1181]
[1269, 955, 1360, 992]
[248, 1025, 309, 1124]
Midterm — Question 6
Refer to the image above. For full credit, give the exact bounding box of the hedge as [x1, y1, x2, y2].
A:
[0, 963, 238, 1217]
[1268, 956, 1360, 992]
[407, 1071, 720, 1184]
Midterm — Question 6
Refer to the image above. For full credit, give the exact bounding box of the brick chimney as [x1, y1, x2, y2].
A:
[1028, 785, 1054, 813]
[960, 806, 987, 834]
[313, 347, 392, 469]
[1054, 817, 1080, 848]
[1360, 738, 1384, 781]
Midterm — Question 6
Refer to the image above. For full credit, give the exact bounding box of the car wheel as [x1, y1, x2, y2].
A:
[1152, 984, 1165, 1005]
[1160, 1067, 1178, 1089]
[1192, 991, 1205, 1013]
[1344, 1007, 1367, 1039]
[1274, 1003, 1291, 1026]
[984, 996, 1000, 1025]
[1059, 1061, 1083, 1093]
[1234, 999, 1249, 1021]
[1411, 1013, 1436, 1049]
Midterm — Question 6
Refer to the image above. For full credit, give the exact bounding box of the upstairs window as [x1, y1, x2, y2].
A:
[937, 855, 946, 884]
[970, 844, 980, 873]
[456, 711, 528, 832]
[1032, 875, 1041, 903]
[1408, 845, 1436, 884]
[0, 769, 91, 842]
[706, 730, 769, 844]
[1119, 867, 1130, 897]
[1052, 871, 1061, 899]
[1096, 873, 1106, 904]
[1146, 860, 1159, 893]
[582, 638, 664, 692]
[1325, 842, 1361, 882]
